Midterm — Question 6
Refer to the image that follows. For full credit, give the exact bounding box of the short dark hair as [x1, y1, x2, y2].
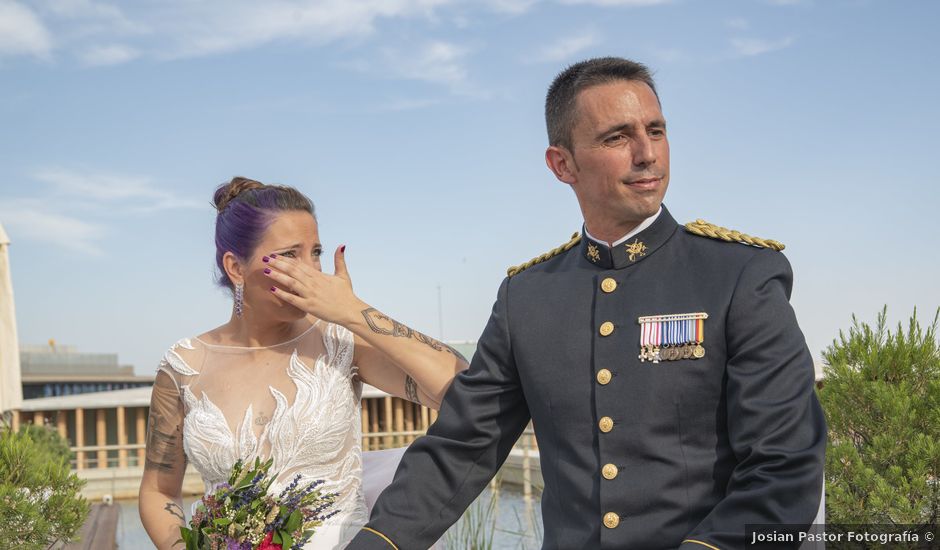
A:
[545, 57, 659, 151]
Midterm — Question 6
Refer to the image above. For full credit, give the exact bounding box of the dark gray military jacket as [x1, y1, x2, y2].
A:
[349, 206, 826, 550]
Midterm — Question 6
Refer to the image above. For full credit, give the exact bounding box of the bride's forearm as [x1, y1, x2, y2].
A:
[345, 304, 468, 403]
[139, 488, 185, 550]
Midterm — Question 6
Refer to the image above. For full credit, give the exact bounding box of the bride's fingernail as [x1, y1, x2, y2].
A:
[262, 256, 270, 263]
[340, 245, 346, 253]
[263, 268, 271, 274]
[270, 253, 278, 258]
[270, 286, 277, 292]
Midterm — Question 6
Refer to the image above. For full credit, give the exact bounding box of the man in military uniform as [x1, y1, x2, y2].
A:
[349, 57, 826, 550]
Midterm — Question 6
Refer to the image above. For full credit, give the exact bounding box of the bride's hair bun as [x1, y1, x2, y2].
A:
[213, 177, 265, 213]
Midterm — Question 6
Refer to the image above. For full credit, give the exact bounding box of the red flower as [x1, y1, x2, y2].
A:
[258, 531, 282, 550]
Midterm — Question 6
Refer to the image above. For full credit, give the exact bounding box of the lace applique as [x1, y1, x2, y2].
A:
[159, 338, 199, 377]
[170, 322, 366, 534]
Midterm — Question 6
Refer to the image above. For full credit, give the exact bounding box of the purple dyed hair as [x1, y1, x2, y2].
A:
[213, 177, 315, 291]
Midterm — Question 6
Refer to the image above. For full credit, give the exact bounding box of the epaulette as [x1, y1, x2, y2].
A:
[507, 232, 582, 277]
[684, 219, 785, 251]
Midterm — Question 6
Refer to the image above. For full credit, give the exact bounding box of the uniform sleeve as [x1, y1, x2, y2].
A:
[348, 278, 530, 550]
[680, 251, 826, 550]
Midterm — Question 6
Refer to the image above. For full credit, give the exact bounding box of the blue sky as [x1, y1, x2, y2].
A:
[1, 0, 938, 376]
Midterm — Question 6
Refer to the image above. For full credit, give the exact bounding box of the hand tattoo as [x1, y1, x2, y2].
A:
[361, 308, 465, 360]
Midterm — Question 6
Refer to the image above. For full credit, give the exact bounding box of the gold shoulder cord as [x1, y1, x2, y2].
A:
[506, 232, 582, 277]
[684, 219, 785, 251]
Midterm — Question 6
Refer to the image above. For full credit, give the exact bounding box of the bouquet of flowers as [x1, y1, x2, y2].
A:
[178, 457, 339, 550]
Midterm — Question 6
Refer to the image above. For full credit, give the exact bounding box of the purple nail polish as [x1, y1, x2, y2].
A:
[270, 286, 277, 292]
[270, 253, 278, 258]
[264, 268, 271, 274]
[262, 256, 270, 263]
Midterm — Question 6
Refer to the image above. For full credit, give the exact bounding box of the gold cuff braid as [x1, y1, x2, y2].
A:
[361, 527, 399, 549]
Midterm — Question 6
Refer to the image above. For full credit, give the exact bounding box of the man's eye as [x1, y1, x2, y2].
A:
[313, 249, 323, 258]
[649, 129, 666, 138]
[605, 134, 626, 144]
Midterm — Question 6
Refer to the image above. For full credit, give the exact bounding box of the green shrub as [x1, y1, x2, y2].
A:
[820, 307, 940, 524]
[17, 423, 72, 465]
[0, 425, 89, 549]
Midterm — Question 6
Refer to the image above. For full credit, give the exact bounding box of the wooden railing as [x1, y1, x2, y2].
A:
[9, 395, 541, 471]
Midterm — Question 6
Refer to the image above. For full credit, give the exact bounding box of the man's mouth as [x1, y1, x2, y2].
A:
[624, 177, 661, 190]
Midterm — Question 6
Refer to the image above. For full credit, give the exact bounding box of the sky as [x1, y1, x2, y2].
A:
[1, 0, 938, 376]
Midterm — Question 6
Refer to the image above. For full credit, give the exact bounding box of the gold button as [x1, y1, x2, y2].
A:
[599, 321, 615, 336]
[601, 278, 617, 293]
[599, 416, 614, 433]
[603, 512, 620, 529]
[602, 463, 618, 480]
[596, 369, 612, 385]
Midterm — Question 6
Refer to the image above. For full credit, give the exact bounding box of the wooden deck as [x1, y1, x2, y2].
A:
[63, 503, 118, 550]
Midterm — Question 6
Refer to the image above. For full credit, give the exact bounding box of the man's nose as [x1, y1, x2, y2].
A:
[632, 135, 656, 167]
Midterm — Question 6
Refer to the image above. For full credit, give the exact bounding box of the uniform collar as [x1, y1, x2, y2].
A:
[580, 204, 678, 270]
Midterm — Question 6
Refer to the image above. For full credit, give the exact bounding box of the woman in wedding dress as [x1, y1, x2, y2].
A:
[139, 178, 468, 549]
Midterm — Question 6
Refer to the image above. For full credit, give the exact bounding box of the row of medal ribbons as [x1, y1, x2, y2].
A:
[638, 313, 707, 363]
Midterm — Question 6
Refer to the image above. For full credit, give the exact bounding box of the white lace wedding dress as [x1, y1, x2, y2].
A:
[155, 320, 382, 549]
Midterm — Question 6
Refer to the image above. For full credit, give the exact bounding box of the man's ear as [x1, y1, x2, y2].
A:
[222, 251, 245, 287]
[545, 145, 579, 186]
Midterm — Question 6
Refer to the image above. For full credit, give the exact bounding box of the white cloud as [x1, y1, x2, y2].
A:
[79, 43, 139, 66]
[0, 1, 53, 58]
[557, 0, 670, 6]
[481, 0, 540, 14]
[726, 17, 749, 30]
[148, 0, 456, 59]
[731, 36, 794, 56]
[32, 169, 203, 211]
[0, 199, 106, 255]
[531, 31, 600, 63]
[382, 40, 471, 89]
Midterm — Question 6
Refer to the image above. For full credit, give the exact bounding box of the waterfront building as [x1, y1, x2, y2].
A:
[19, 341, 154, 399]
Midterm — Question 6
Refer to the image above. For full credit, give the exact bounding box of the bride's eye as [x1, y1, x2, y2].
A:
[280, 250, 296, 258]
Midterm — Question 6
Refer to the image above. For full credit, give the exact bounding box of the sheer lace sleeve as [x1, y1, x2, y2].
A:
[147, 339, 199, 477]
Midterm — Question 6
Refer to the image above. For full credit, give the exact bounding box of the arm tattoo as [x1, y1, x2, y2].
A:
[164, 501, 185, 522]
[361, 307, 465, 360]
[404, 375, 421, 405]
[144, 408, 181, 473]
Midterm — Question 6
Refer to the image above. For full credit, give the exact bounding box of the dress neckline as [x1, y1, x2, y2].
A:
[193, 320, 321, 350]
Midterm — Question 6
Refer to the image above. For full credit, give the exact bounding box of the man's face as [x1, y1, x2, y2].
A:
[563, 80, 670, 228]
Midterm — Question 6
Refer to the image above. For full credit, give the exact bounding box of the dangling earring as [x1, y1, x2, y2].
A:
[234, 282, 244, 317]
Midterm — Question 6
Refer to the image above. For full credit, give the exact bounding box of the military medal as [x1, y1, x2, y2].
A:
[693, 317, 706, 358]
[638, 312, 708, 363]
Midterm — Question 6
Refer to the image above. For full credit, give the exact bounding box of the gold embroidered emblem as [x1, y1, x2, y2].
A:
[625, 239, 647, 261]
[587, 243, 601, 263]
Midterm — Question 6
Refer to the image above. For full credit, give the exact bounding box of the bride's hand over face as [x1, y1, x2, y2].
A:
[262, 245, 364, 325]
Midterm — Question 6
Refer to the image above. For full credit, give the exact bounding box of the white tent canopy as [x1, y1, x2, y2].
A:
[0, 223, 23, 414]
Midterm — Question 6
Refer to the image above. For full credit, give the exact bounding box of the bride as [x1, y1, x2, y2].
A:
[138, 177, 468, 549]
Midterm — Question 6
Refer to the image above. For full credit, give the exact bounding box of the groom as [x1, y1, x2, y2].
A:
[349, 57, 826, 549]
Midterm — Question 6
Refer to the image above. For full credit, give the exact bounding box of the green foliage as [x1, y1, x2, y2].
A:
[820, 307, 940, 525]
[0, 425, 89, 549]
[17, 423, 72, 465]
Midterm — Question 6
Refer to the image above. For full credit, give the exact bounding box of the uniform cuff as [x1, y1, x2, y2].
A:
[347, 527, 400, 549]
[680, 538, 721, 550]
